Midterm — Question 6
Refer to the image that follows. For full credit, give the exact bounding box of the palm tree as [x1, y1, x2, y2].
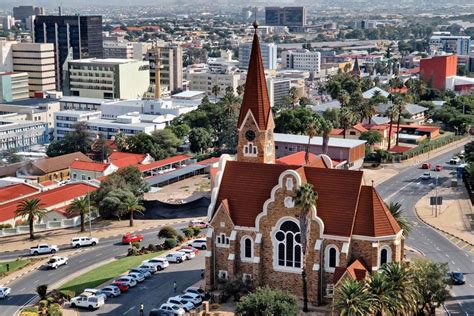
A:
[380, 263, 418, 315]
[67, 196, 92, 232]
[15, 198, 47, 240]
[337, 90, 350, 108]
[124, 195, 145, 227]
[365, 272, 401, 315]
[320, 119, 333, 155]
[333, 279, 374, 316]
[358, 101, 376, 124]
[305, 122, 318, 164]
[393, 95, 406, 146]
[385, 104, 398, 150]
[386, 201, 411, 236]
[293, 183, 318, 312]
[339, 108, 357, 139]
[211, 84, 220, 102]
[236, 84, 245, 97]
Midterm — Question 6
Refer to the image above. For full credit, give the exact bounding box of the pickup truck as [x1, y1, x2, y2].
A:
[71, 236, 99, 248]
[29, 244, 59, 256]
[45, 256, 68, 269]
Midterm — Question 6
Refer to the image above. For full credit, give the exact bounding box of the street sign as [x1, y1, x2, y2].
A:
[430, 196, 443, 205]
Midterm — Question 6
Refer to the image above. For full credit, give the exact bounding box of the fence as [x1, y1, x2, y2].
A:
[397, 134, 464, 161]
[0, 213, 98, 238]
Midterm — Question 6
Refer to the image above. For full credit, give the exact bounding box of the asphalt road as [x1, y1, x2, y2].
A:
[0, 223, 188, 316]
[377, 146, 474, 315]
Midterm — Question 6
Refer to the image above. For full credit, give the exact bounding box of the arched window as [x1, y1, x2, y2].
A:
[274, 220, 302, 269]
[379, 246, 392, 266]
[241, 237, 253, 261]
[324, 245, 339, 272]
[329, 248, 337, 268]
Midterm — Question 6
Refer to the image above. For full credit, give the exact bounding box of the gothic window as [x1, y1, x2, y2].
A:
[241, 236, 253, 261]
[274, 220, 302, 269]
[216, 233, 230, 247]
[244, 142, 257, 156]
[324, 245, 340, 272]
[379, 246, 392, 266]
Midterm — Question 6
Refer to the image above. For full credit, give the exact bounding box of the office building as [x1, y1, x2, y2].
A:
[0, 72, 29, 102]
[0, 98, 60, 130]
[59, 96, 106, 111]
[1, 16, 15, 31]
[0, 118, 48, 151]
[189, 70, 242, 98]
[267, 77, 305, 108]
[33, 15, 103, 90]
[64, 58, 150, 99]
[146, 43, 183, 93]
[265, 7, 306, 28]
[429, 34, 471, 56]
[103, 40, 148, 60]
[13, 6, 44, 24]
[0, 39, 16, 72]
[12, 43, 56, 97]
[239, 42, 277, 70]
[420, 54, 457, 90]
[282, 49, 321, 73]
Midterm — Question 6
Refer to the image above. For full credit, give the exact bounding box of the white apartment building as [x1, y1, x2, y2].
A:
[100, 98, 198, 119]
[103, 40, 148, 60]
[54, 110, 102, 139]
[0, 39, 16, 72]
[239, 41, 277, 70]
[12, 43, 57, 96]
[429, 33, 472, 56]
[282, 49, 321, 73]
[64, 58, 150, 100]
[0, 72, 29, 102]
[0, 117, 48, 151]
[59, 96, 107, 111]
[0, 98, 60, 130]
[189, 71, 242, 98]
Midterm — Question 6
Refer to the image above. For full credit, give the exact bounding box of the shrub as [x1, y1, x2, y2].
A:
[147, 244, 157, 252]
[236, 286, 298, 316]
[46, 297, 55, 305]
[192, 227, 201, 237]
[131, 241, 140, 249]
[39, 300, 49, 309]
[59, 290, 74, 300]
[36, 284, 48, 300]
[158, 226, 178, 239]
[183, 227, 194, 238]
[48, 303, 62, 316]
[127, 248, 139, 256]
[210, 303, 221, 310]
[176, 235, 185, 244]
[164, 238, 177, 249]
[0, 223, 12, 229]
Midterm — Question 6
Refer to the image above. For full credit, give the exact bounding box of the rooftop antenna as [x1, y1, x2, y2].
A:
[253, 7, 258, 31]
[58, 6, 62, 16]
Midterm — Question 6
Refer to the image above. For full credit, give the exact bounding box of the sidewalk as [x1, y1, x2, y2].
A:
[415, 182, 474, 248]
[0, 217, 205, 253]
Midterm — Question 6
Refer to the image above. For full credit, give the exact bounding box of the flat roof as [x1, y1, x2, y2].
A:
[60, 96, 109, 104]
[172, 90, 206, 98]
[2, 98, 60, 106]
[146, 164, 206, 186]
[69, 58, 144, 65]
[274, 133, 366, 148]
[55, 110, 101, 115]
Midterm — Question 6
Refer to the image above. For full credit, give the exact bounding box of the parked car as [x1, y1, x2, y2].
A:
[122, 233, 144, 244]
[420, 172, 431, 180]
[184, 286, 206, 299]
[187, 239, 207, 250]
[188, 220, 208, 228]
[167, 296, 195, 312]
[451, 272, 466, 285]
[114, 276, 137, 287]
[0, 286, 11, 299]
[45, 256, 68, 269]
[166, 252, 186, 263]
[180, 246, 199, 255]
[422, 163, 432, 169]
[434, 164, 443, 172]
[110, 282, 129, 293]
[101, 286, 121, 297]
[130, 268, 151, 278]
[143, 258, 169, 271]
[450, 157, 461, 165]
[149, 309, 175, 316]
[29, 244, 58, 256]
[70, 295, 105, 310]
[83, 288, 107, 301]
[138, 263, 158, 274]
[179, 292, 202, 306]
[177, 249, 195, 260]
[71, 236, 99, 248]
[128, 272, 145, 283]
[159, 303, 185, 315]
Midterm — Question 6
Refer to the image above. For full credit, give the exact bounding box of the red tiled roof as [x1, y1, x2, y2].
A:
[330, 129, 344, 136]
[40, 180, 58, 187]
[353, 186, 401, 237]
[70, 160, 110, 172]
[137, 154, 192, 172]
[415, 126, 440, 133]
[276, 151, 317, 166]
[108, 152, 146, 168]
[237, 29, 272, 130]
[352, 123, 368, 133]
[0, 184, 39, 204]
[388, 145, 412, 153]
[51, 205, 76, 219]
[0, 183, 96, 223]
[334, 258, 369, 284]
[197, 157, 221, 166]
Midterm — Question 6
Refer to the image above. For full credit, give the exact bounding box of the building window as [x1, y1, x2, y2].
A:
[324, 245, 340, 272]
[349, 131, 356, 136]
[241, 236, 253, 261]
[216, 233, 230, 247]
[218, 270, 228, 280]
[274, 220, 302, 270]
[244, 142, 257, 157]
[379, 246, 392, 266]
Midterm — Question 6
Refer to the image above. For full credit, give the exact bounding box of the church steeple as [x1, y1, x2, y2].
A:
[236, 22, 275, 164]
[351, 57, 361, 78]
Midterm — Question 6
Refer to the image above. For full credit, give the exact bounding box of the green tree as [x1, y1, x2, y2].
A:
[36, 284, 48, 300]
[91, 134, 112, 162]
[211, 84, 221, 102]
[339, 108, 358, 139]
[333, 279, 374, 316]
[15, 198, 47, 240]
[46, 121, 92, 157]
[359, 130, 382, 149]
[385, 201, 411, 237]
[365, 272, 401, 315]
[274, 107, 321, 135]
[320, 118, 333, 155]
[189, 128, 213, 153]
[151, 129, 182, 159]
[293, 183, 318, 311]
[236, 84, 245, 96]
[236, 286, 299, 316]
[393, 95, 406, 146]
[385, 105, 398, 150]
[305, 122, 318, 164]
[166, 124, 190, 140]
[357, 100, 376, 123]
[379, 262, 418, 315]
[122, 195, 145, 227]
[66, 196, 93, 233]
[158, 226, 178, 239]
[100, 189, 135, 220]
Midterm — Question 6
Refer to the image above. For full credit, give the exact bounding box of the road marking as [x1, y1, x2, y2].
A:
[123, 306, 136, 315]
[19, 288, 25, 292]
[33, 280, 39, 284]
[451, 260, 455, 265]
[445, 254, 450, 258]
[7, 296, 12, 301]
[469, 284, 473, 288]
[460, 244, 470, 250]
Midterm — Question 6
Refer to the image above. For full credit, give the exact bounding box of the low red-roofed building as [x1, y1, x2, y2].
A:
[69, 161, 118, 181]
[0, 183, 39, 204]
[388, 145, 413, 154]
[138, 154, 192, 177]
[108, 152, 153, 168]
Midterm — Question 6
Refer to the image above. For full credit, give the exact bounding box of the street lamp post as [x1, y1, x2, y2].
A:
[435, 175, 439, 217]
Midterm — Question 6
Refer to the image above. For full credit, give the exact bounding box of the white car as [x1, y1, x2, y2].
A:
[180, 292, 202, 306]
[159, 303, 185, 315]
[127, 272, 145, 283]
[177, 249, 195, 260]
[166, 253, 186, 263]
[71, 236, 99, 248]
[0, 286, 11, 299]
[29, 244, 58, 256]
[101, 286, 121, 297]
[70, 295, 105, 310]
[421, 172, 431, 180]
[450, 157, 461, 165]
[167, 296, 195, 312]
[115, 276, 137, 287]
[143, 257, 169, 271]
[184, 286, 206, 299]
[45, 256, 68, 269]
[138, 263, 158, 274]
[188, 239, 207, 250]
[83, 288, 107, 301]
[130, 267, 151, 278]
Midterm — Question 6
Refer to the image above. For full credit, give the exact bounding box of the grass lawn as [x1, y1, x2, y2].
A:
[0, 259, 31, 276]
[59, 251, 163, 296]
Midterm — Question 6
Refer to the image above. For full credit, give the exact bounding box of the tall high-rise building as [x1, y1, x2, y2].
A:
[239, 42, 277, 70]
[12, 43, 57, 97]
[0, 72, 30, 102]
[0, 39, 17, 73]
[13, 5, 44, 24]
[33, 15, 103, 91]
[282, 49, 321, 73]
[429, 33, 472, 56]
[265, 7, 306, 28]
[146, 43, 183, 93]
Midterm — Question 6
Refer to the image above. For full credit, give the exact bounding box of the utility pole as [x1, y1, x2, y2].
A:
[435, 175, 439, 218]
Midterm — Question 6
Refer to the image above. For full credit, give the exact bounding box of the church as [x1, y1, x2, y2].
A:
[204, 23, 403, 304]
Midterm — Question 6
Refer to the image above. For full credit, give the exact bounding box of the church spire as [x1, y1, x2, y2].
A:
[352, 57, 361, 78]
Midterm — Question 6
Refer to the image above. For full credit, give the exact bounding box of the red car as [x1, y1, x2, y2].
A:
[180, 245, 199, 255]
[122, 233, 144, 244]
[434, 164, 443, 172]
[422, 163, 432, 169]
[111, 282, 129, 292]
